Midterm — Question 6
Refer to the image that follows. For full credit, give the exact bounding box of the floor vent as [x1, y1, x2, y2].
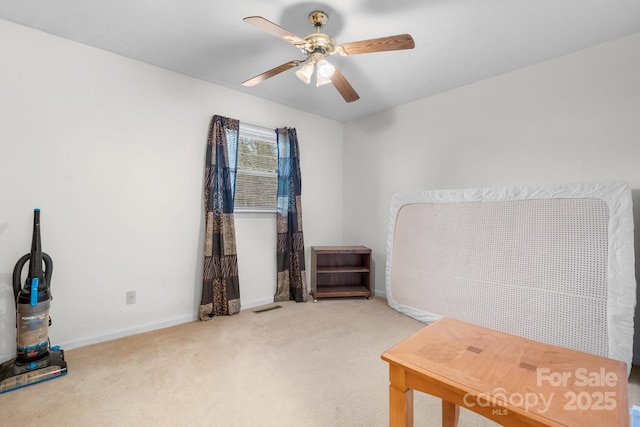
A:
[253, 305, 282, 314]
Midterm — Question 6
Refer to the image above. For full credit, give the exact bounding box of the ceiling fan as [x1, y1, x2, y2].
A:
[242, 11, 415, 103]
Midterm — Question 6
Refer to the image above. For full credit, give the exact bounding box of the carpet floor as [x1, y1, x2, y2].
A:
[1, 297, 638, 426]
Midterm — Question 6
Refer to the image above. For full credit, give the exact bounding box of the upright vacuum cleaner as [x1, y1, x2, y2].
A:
[0, 209, 67, 393]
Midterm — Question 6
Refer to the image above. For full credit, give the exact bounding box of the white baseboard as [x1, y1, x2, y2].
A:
[34, 298, 275, 354]
[2, 293, 373, 360]
[56, 314, 198, 351]
[1, 315, 195, 362]
[241, 297, 277, 310]
[373, 287, 386, 299]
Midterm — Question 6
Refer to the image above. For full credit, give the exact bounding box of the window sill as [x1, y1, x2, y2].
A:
[234, 209, 277, 218]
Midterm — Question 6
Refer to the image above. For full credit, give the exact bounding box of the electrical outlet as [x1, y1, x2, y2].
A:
[126, 290, 136, 305]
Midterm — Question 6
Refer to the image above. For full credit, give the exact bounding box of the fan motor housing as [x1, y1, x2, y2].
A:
[302, 33, 336, 57]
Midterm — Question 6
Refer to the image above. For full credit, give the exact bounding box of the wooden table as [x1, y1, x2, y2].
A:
[381, 317, 629, 426]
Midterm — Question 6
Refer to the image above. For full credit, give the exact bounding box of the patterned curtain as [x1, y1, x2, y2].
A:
[274, 128, 308, 303]
[199, 115, 241, 320]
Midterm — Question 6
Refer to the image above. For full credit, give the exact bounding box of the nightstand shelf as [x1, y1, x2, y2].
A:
[311, 246, 371, 302]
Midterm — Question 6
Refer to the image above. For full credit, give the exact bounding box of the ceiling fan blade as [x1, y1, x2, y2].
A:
[243, 16, 306, 47]
[338, 34, 415, 55]
[242, 61, 301, 87]
[330, 68, 360, 103]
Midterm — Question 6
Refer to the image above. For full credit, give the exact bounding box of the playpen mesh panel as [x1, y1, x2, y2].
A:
[390, 198, 609, 357]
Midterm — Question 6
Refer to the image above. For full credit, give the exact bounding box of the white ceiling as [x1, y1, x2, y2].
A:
[1, 1, 639, 122]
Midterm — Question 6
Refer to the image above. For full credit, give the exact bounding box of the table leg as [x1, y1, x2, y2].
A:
[389, 364, 414, 426]
[390, 384, 413, 426]
[442, 400, 460, 427]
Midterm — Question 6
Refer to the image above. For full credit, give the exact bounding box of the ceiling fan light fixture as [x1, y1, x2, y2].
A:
[315, 59, 334, 87]
[242, 11, 414, 102]
[295, 62, 314, 84]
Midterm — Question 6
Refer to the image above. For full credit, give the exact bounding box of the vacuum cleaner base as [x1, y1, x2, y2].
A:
[0, 349, 67, 394]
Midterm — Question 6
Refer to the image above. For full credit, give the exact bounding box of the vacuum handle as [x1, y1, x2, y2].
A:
[42, 252, 53, 289]
[12, 252, 54, 303]
[13, 254, 29, 301]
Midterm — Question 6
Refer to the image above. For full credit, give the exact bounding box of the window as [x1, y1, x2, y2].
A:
[234, 123, 278, 212]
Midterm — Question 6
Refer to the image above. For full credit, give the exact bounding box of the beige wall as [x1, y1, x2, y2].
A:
[2, 16, 638, 364]
[0, 19, 344, 357]
[344, 32, 640, 362]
